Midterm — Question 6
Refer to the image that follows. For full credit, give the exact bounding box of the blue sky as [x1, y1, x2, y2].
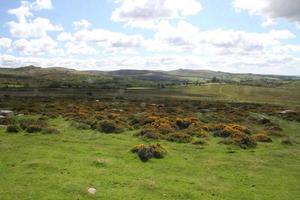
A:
[0, 0, 300, 75]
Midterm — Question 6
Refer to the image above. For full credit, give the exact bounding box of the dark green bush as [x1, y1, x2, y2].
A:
[97, 120, 123, 133]
[26, 124, 43, 133]
[138, 127, 160, 139]
[6, 125, 20, 133]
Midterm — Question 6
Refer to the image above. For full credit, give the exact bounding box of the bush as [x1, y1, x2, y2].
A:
[26, 124, 43, 133]
[252, 133, 272, 143]
[230, 132, 256, 149]
[6, 125, 20, 133]
[0, 117, 16, 125]
[97, 120, 124, 133]
[176, 118, 192, 129]
[131, 144, 167, 162]
[138, 127, 160, 139]
[42, 127, 60, 134]
[72, 122, 91, 130]
[281, 137, 292, 145]
[166, 132, 192, 143]
[192, 139, 207, 146]
[19, 119, 48, 131]
[213, 124, 251, 138]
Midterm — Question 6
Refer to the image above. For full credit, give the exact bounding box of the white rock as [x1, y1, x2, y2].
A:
[0, 110, 14, 117]
[88, 187, 97, 194]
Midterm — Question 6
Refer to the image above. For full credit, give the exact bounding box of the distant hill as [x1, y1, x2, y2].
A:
[0, 66, 299, 88]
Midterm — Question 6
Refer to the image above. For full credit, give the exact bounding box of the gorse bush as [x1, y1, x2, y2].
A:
[19, 119, 49, 133]
[131, 144, 167, 162]
[166, 132, 192, 143]
[138, 127, 160, 139]
[252, 133, 272, 143]
[97, 120, 124, 133]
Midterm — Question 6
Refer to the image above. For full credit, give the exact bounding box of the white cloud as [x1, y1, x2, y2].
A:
[73, 29, 145, 48]
[13, 36, 60, 55]
[0, 38, 12, 49]
[7, 0, 62, 38]
[33, 0, 53, 10]
[111, 0, 202, 29]
[65, 42, 98, 55]
[149, 20, 295, 55]
[73, 19, 91, 30]
[57, 32, 74, 41]
[8, 17, 63, 38]
[233, 0, 300, 26]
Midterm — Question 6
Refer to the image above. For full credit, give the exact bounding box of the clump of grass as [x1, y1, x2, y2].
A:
[6, 124, 20, 133]
[71, 121, 91, 130]
[192, 139, 207, 146]
[42, 127, 60, 134]
[281, 137, 293, 145]
[131, 144, 167, 162]
[165, 132, 192, 143]
[252, 133, 272, 143]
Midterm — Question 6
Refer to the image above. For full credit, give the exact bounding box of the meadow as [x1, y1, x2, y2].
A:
[0, 115, 299, 200]
[0, 78, 300, 200]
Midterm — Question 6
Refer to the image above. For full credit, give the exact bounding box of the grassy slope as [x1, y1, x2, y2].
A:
[172, 84, 300, 106]
[0, 117, 299, 200]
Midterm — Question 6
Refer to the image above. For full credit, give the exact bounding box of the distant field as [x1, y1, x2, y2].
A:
[1, 82, 299, 106]
[173, 83, 300, 106]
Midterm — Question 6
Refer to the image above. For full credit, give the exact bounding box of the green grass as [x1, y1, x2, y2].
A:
[172, 84, 300, 106]
[0, 117, 300, 200]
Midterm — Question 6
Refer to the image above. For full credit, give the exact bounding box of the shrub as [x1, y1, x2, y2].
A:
[97, 120, 124, 133]
[281, 137, 292, 145]
[131, 144, 167, 162]
[19, 119, 48, 133]
[230, 132, 256, 149]
[252, 133, 272, 143]
[176, 118, 192, 129]
[138, 127, 160, 139]
[192, 139, 207, 146]
[42, 127, 60, 134]
[0, 117, 16, 125]
[6, 125, 20, 133]
[26, 124, 43, 133]
[166, 132, 192, 143]
[72, 122, 91, 130]
[213, 124, 251, 138]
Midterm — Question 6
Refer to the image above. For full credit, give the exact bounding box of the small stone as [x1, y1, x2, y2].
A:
[88, 187, 97, 194]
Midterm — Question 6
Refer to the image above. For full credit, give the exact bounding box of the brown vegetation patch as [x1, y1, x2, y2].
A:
[131, 144, 167, 162]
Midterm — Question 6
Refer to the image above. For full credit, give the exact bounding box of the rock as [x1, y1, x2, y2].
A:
[0, 110, 14, 117]
[88, 187, 97, 194]
[278, 110, 297, 115]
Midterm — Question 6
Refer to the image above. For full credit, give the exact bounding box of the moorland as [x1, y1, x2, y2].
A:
[0, 66, 300, 200]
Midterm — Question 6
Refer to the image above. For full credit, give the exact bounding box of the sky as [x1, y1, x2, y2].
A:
[0, 0, 300, 75]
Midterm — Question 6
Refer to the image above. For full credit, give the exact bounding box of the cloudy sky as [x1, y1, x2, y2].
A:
[0, 0, 300, 75]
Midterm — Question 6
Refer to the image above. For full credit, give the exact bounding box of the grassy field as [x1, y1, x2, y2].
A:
[172, 83, 300, 106]
[0, 116, 299, 200]
[1, 82, 300, 107]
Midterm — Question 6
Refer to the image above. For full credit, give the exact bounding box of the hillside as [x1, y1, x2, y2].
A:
[0, 66, 299, 88]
